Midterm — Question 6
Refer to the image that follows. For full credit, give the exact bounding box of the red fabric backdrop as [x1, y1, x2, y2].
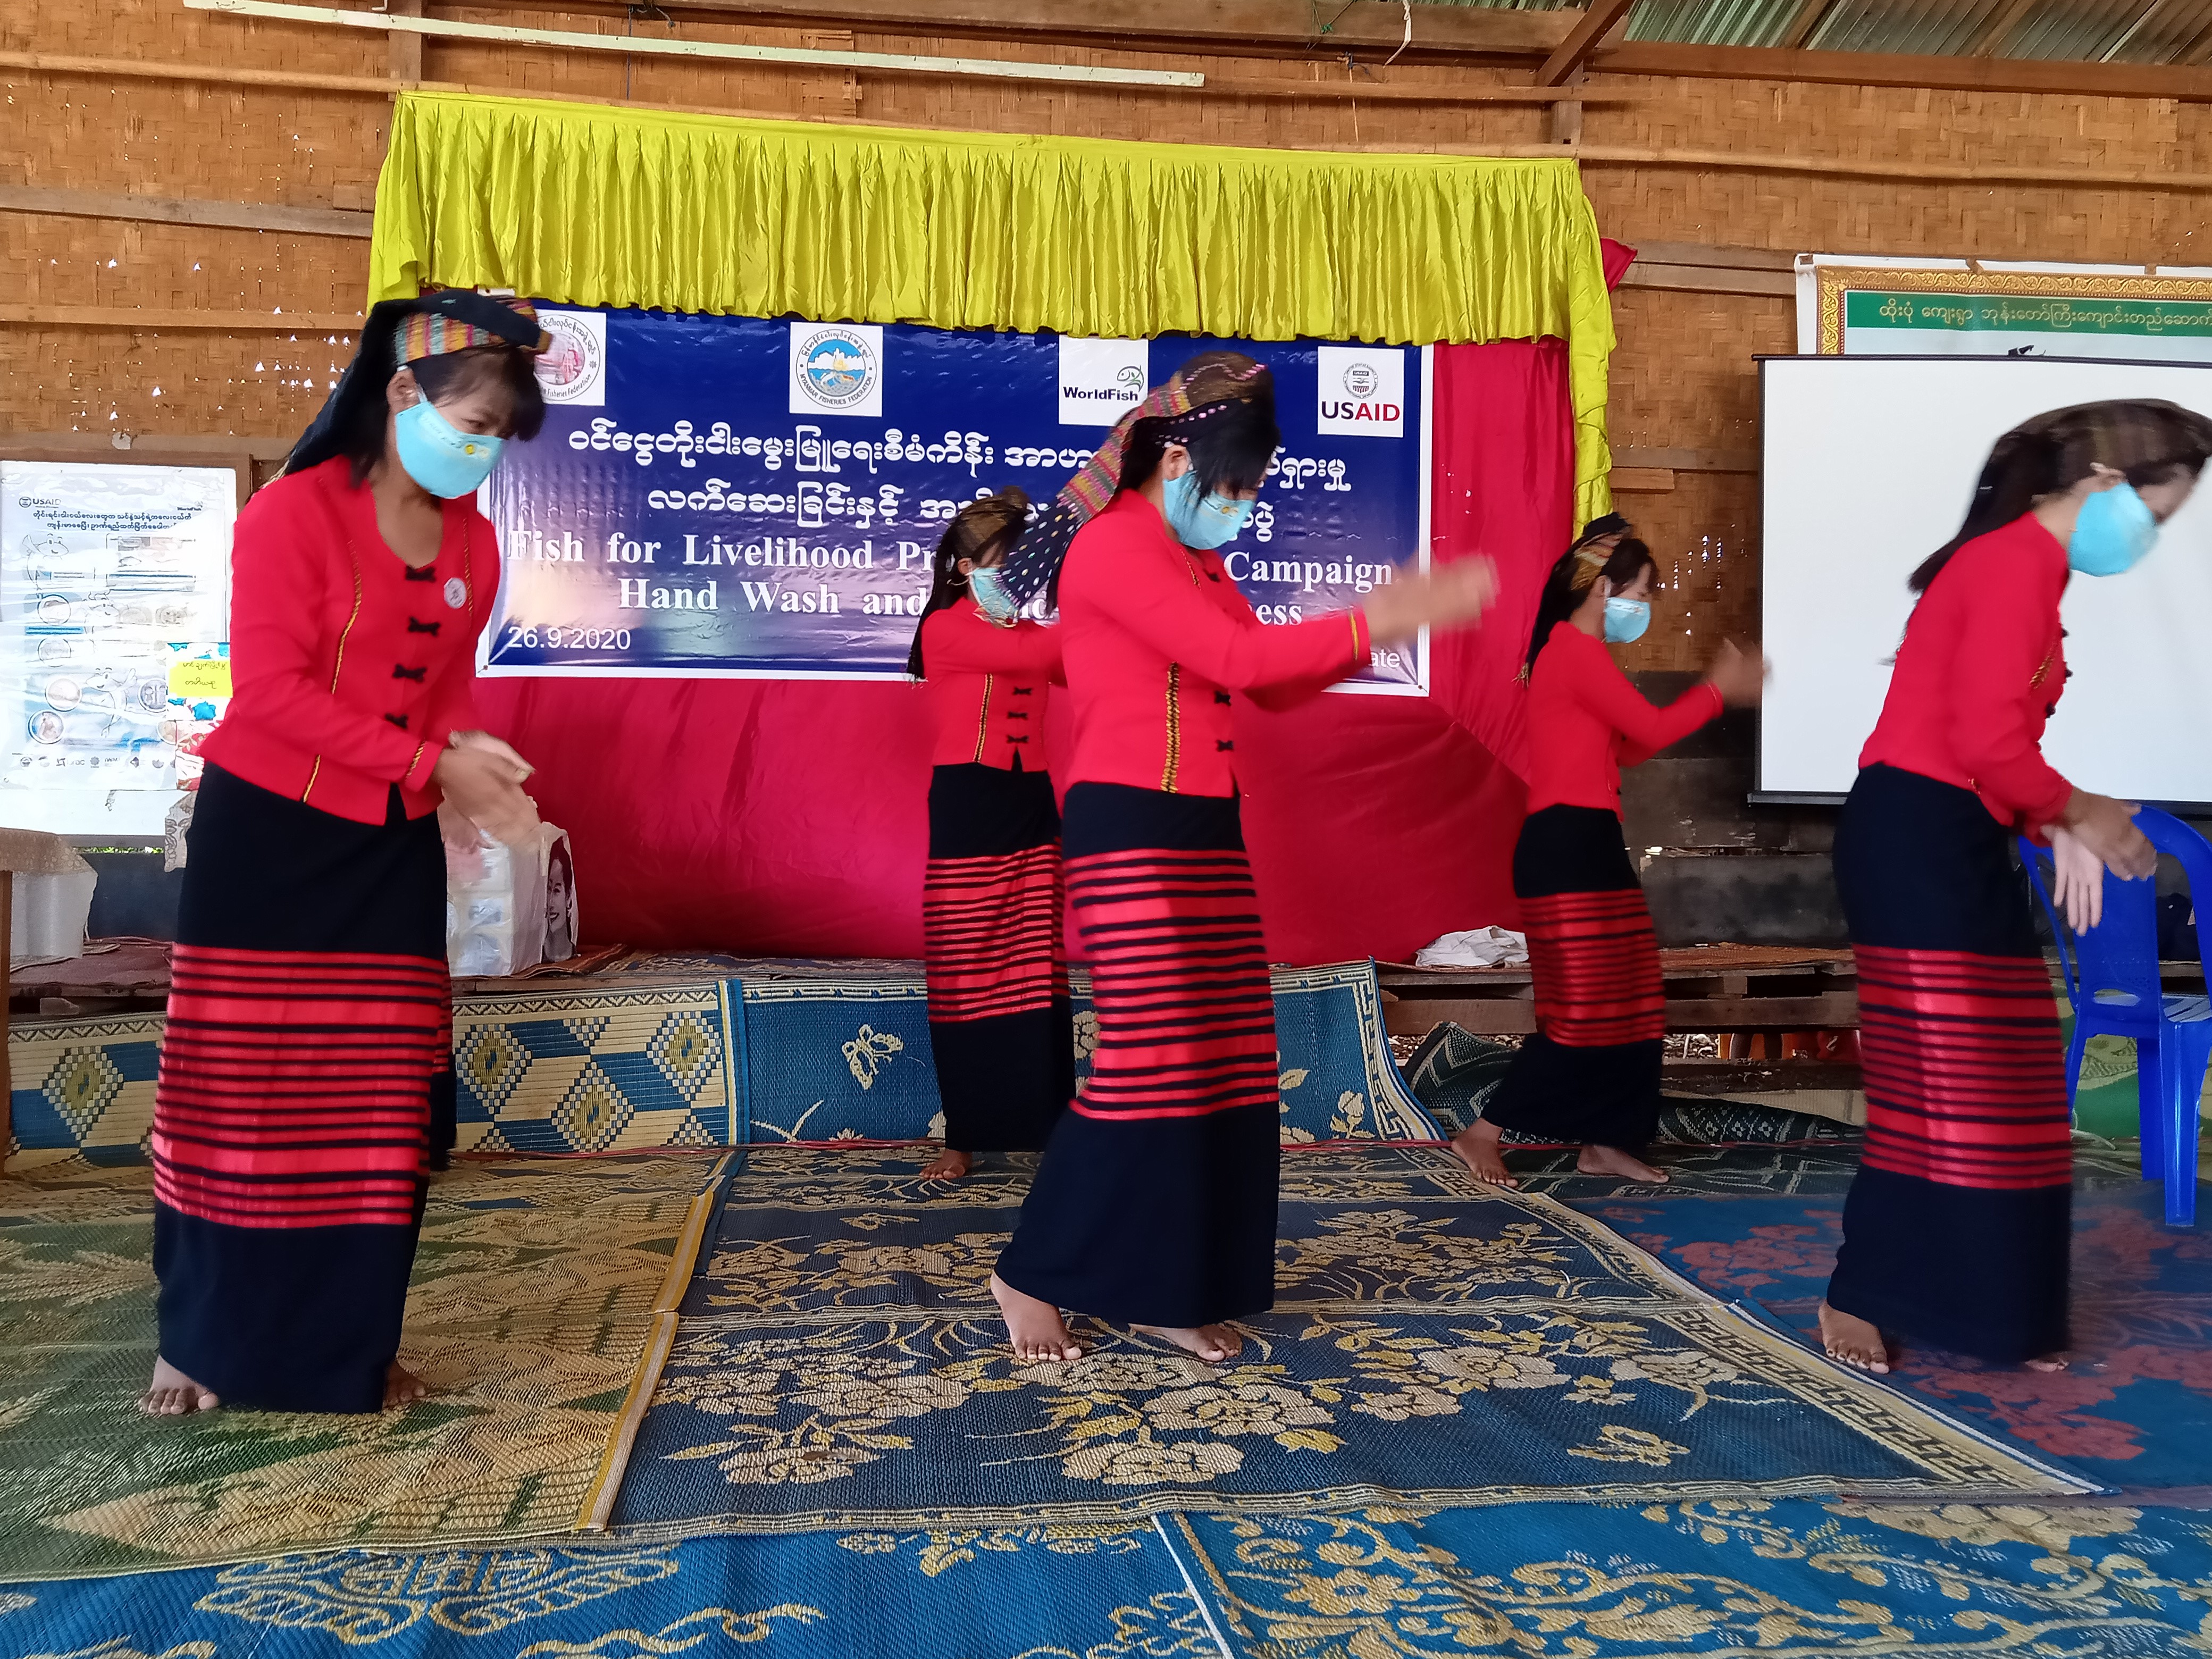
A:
[474, 337, 1580, 965]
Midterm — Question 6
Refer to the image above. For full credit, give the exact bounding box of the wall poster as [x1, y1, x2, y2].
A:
[0, 461, 233, 837]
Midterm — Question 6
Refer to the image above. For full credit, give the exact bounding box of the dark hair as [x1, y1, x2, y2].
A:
[1909, 399, 2212, 593]
[1522, 535, 1657, 680]
[338, 346, 549, 487]
[1119, 393, 1281, 500]
[906, 490, 1032, 677]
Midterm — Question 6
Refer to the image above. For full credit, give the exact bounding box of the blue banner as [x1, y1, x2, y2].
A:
[485, 310, 1432, 692]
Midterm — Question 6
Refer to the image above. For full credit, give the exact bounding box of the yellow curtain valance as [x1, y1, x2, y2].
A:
[369, 90, 1615, 520]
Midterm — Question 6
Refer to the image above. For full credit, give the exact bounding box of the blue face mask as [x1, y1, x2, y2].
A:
[1603, 596, 1651, 644]
[967, 566, 1019, 623]
[2067, 481, 2159, 577]
[1160, 471, 1255, 550]
[395, 398, 506, 499]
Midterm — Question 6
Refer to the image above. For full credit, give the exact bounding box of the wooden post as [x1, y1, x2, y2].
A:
[390, 0, 424, 85]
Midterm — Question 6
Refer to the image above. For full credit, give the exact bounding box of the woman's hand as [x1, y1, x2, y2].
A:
[1704, 640, 1769, 707]
[433, 742, 540, 849]
[1361, 557, 1498, 647]
[2045, 826, 2108, 933]
[2060, 788, 2157, 882]
[448, 729, 535, 780]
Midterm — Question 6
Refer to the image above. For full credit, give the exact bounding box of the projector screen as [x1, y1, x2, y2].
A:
[1759, 355, 2212, 807]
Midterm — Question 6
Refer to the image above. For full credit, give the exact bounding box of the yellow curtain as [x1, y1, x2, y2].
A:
[370, 91, 1615, 520]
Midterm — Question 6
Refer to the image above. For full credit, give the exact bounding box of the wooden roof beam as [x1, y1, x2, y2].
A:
[1591, 38, 2212, 100]
[1964, 0, 2037, 56]
[433, 0, 1575, 62]
[1537, 0, 1638, 86]
[1775, 0, 1836, 51]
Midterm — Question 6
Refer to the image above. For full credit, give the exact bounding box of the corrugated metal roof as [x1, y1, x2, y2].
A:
[1622, 1, 1807, 47]
[1412, 0, 2211, 63]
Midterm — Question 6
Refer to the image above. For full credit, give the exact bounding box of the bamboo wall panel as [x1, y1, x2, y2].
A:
[5, 0, 2202, 686]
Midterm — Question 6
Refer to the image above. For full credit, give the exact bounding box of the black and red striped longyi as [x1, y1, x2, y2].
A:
[994, 783, 1280, 1329]
[151, 764, 452, 1412]
[1480, 804, 1669, 1152]
[1825, 763, 2072, 1363]
[922, 763, 1073, 1153]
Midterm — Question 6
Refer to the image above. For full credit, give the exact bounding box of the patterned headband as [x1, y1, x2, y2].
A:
[999, 355, 1272, 605]
[396, 290, 549, 368]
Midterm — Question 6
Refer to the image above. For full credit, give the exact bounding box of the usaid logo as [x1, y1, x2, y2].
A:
[1316, 346, 1404, 438]
[789, 323, 884, 418]
[1058, 336, 1150, 428]
[533, 309, 607, 407]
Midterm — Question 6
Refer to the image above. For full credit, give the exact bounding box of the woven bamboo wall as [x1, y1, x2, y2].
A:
[3, 1, 2198, 676]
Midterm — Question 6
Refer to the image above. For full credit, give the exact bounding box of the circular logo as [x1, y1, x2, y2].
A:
[798, 327, 879, 410]
[444, 576, 469, 611]
[534, 312, 604, 404]
[1342, 361, 1380, 399]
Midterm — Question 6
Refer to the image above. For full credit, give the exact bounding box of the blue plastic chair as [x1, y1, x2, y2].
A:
[2019, 806, 2212, 1226]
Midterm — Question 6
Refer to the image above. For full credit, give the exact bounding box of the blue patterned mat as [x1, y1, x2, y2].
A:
[0, 1520, 1203, 1658]
[1161, 1497, 2212, 1657]
[607, 1145, 2088, 1541]
[8, 958, 1437, 1163]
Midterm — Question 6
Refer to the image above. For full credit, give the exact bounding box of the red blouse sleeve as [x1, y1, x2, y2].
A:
[1945, 560, 2073, 830]
[228, 488, 442, 792]
[1068, 531, 1369, 696]
[921, 606, 1064, 680]
[1563, 634, 1723, 763]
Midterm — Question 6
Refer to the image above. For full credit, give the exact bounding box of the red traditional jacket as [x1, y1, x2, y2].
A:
[1056, 490, 1371, 797]
[199, 458, 497, 824]
[919, 597, 1065, 771]
[1860, 513, 2073, 833]
[1522, 623, 1725, 816]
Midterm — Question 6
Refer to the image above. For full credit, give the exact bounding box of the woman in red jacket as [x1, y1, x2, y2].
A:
[909, 489, 1071, 1180]
[1451, 533, 1764, 1190]
[984, 353, 1497, 1364]
[1821, 400, 2210, 1376]
[142, 290, 546, 1417]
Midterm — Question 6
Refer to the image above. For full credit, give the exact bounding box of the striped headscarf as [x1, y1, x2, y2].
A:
[395, 291, 549, 367]
[1000, 350, 1275, 605]
[286, 288, 549, 477]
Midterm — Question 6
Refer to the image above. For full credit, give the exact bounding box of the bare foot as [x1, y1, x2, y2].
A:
[384, 1361, 431, 1410]
[140, 1355, 219, 1417]
[2025, 1353, 2071, 1373]
[1135, 1323, 1243, 1363]
[1577, 1144, 1669, 1184]
[1819, 1301, 1890, 1373]
[1446, 1119, 1520, 1189]
[920, 1147, 973, 1181]
[991, 1273, 1083, 1364]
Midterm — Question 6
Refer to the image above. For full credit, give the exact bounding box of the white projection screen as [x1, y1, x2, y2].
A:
[1759, 355, 2212, 808]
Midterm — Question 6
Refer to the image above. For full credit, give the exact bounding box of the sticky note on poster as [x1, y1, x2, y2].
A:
[167, 659, 233, 700]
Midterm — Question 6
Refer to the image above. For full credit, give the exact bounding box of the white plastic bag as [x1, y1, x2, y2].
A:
[1412, 925, 1529, 970]
[445, 823, 575, 976]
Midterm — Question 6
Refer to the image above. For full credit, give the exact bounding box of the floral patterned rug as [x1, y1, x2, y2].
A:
[1570, 1145, 2212, 1493]
[1163, 1496, 2212, 1657]
[0, 1152, 727, 1582]
[606, 1145, 2090, 1540]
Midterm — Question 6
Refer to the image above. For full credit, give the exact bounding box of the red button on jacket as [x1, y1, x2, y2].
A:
[1058, 490, 1371, 797]
[919, 597, 1065, 770]
[1859, 512, 2073, 832]
[199, 458, 497, 824]
[1523, 623, 1724, 816]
